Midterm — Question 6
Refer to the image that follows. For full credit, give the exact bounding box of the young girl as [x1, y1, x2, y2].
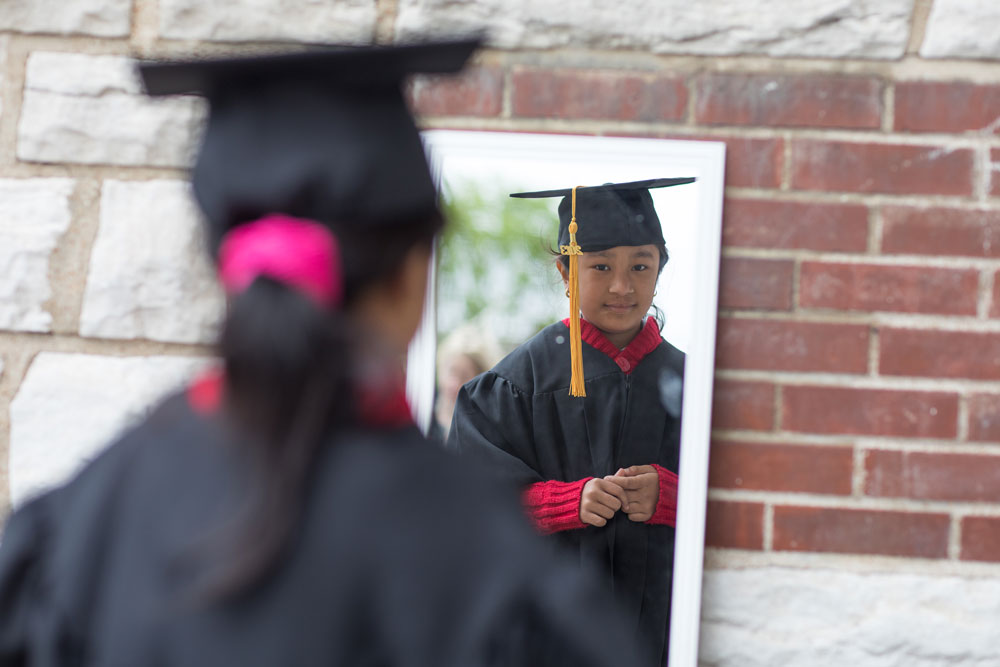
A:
[448, 178, 692, 665]
[0, 43, 645, 667]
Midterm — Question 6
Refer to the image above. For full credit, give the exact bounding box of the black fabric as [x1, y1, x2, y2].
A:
[0, 393, 646, 667]
[137, 39, 479, 245]
[509, 178, 695, 253]
[447, 321, 685, 665]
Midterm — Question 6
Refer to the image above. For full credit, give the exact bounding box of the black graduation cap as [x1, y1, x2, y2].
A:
[510, 177, 695, 254]
[138, 38, 481, 250]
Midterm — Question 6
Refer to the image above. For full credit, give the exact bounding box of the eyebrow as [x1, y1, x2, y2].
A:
[631, 249, 656, 259]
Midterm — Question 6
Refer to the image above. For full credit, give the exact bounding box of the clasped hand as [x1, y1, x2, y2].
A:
[579, 465, 659, 527]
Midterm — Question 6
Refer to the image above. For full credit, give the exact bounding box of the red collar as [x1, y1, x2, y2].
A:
[187, 365, 413, 428]
[561, 315, 662, 374]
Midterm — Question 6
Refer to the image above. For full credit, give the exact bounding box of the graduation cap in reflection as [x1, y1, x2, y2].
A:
[510, 177, 695, 397]
[138, 38, 481, 250]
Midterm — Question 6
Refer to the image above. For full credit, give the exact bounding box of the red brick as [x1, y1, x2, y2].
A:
[709, 441, 853, 494]
[407, 66, 504, 117]
[715, 318, 869, 373]
[865, 450, 1000, 502]
[696, 73, 882, 129]
[968, 394, 1000, 442]
[880, 328, 1000, 381]
[704, 500, 764, 550]
[511, 67, 687, 122]
[961, 516, 1000, 562]
[718, 257, 794, 311]
[895, 81, 1000, 134]
[799, 262, 979, 315]
[791, 140, 975, 196]
[719, 136, 785, 189]
[642, 134, 784, 189]
[712, 379, 775, 431]
[722, 198, 869, 252]
[883, 206, 1000, 258]
[773, 506, 949, 557]
[782, 386, 958, 438]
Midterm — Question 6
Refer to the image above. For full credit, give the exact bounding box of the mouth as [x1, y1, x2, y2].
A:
[604, 303, 637, 313]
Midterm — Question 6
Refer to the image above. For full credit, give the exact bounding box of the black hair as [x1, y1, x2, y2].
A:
[200, 210, 443, 600]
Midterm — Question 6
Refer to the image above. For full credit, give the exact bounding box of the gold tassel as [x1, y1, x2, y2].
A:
[561, 186, 586, 397]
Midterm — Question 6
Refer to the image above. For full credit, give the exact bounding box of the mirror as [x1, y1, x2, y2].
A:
[408, 130, 725, 665]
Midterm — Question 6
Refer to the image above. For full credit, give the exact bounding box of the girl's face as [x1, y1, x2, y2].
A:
[558, 244, 660, 349]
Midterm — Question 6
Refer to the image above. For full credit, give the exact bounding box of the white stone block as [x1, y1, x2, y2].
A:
[700, 566, 1000, 666]
[0, 0, 131, 37]
[396, 0, 913, 59]
[79, 180, 224, 344]
[9, 353, 212, 506]
[160, 0, 376, 43]
[18, 52, 205, 168]
[921, 0, 1000, 60]
[0, 179, 75, 332]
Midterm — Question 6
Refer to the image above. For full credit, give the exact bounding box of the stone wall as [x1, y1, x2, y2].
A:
[2, 1, 1000, 664]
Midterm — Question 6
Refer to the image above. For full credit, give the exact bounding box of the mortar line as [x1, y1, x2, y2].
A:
[948, 512, 962, 560]
[852, 443, 867, 497]
[762, 503, 774, 551]
[881, 80, 895, 133]
[709, 431, 1000, 454]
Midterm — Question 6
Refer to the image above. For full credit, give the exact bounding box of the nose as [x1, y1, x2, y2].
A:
[609, 268, 633, 295]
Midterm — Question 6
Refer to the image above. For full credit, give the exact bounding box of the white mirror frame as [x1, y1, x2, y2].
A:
[408, 130, 725, 666]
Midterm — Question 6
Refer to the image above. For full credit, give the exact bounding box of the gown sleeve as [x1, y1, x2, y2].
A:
[447, 371, 544, 489]
[646, 463, 678, 527]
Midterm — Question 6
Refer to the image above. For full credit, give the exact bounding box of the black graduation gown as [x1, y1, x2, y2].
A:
[0, 392, 648, 667]
[447, 320, 684, 665]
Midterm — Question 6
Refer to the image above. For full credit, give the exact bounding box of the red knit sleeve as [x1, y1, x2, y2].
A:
[646, 464, 678, 527]
[521, 478, 592, 534]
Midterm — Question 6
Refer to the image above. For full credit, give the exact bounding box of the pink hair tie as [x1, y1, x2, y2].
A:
[218, 214, 343, 308]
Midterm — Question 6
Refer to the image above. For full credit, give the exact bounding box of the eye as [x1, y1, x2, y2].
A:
[591, 264, 610, 271]
[632, 264, 649, 271]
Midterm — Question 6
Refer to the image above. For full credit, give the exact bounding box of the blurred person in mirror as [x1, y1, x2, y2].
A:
[432, 322, 502, 441]
[0, 40, 648, 667]
[448, 179, 693, 665]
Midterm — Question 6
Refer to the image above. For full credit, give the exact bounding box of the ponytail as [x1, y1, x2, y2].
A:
[199, 277, 352, 599]
[194, 211, 443, 600]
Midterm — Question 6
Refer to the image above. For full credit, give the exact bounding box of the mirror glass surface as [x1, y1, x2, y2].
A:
[408, 130, 725, 666]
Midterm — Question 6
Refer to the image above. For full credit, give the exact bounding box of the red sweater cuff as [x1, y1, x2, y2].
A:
[522, 478, 592, 534]
[647, 464, 678, 527]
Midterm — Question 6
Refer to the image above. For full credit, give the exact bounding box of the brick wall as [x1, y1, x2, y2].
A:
[2, 1, 1000, 664]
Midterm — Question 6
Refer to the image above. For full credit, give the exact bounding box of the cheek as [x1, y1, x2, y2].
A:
[637, 272, 658, 298]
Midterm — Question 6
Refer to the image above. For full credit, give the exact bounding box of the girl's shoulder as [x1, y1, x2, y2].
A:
[489, 322, 572, 393]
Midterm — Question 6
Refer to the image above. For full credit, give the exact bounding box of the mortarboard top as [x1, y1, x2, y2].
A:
[510, 177, 695, 254]
[137, 38, 481, 250]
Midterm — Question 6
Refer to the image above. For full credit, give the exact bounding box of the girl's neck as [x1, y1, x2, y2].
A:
[584, 317, 644, 350]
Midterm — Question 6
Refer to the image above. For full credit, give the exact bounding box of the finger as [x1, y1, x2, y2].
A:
[620, 465, 656, 477]
[628, 512, 651, 522]
[594, 490, 621, 512]
[582, 511, 607, 527]
[592, 502, 616, 520]
[608, 475, 644, 490]
[598, 480, 630, 512]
